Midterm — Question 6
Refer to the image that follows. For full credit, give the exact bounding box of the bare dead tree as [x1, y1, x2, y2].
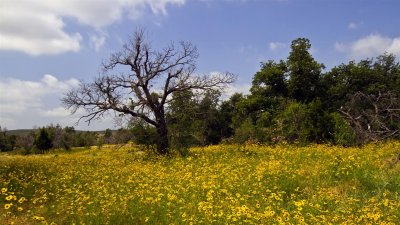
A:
[62, 29, 235, 155]
[338, 91, 400, 144]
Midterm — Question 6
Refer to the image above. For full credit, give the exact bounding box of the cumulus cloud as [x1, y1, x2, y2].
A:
[40, 107, 75, 118]
[222, 83, 251, 99]
[269, 42, 286, 51]
[0, 0, 185, 55]
[0, 8, 82, 55]
[334, 34, 400, 59]
[351, 34, 400, 59]
[0, 75, 131, 130]
[0, 74, 79, 127]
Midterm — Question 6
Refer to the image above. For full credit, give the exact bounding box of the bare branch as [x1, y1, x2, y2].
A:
[62, 28, 235, 154]
[339, 91, 400, 143]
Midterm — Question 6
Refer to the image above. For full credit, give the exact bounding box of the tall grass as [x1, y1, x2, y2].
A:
[1, 142, 400, 224]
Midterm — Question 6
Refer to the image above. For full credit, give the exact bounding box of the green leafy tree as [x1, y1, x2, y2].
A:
[251, 60, 288, 98]
[274, 101, 312, 143]
[248, 60, 289, 124]
[104, 129, 113, 144]
[225, 93, 248, 130]
[60, 126, 76, 150]
[129, 119, 157, 151]
[0, 127, 16, 152]
[194, 90, 223, 145]
[34, 127, 53, 153]
[216, 99, 235, 141]
[167, 90, 198, 150]
[374, 53, 400, 94]
[287, 38, 324, 103]
[330, 112, 356, 146]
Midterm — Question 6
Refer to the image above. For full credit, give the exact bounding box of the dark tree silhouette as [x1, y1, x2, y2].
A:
[34, 128, 53, 153]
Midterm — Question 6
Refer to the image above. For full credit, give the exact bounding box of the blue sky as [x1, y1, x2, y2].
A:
[1, 0, 400, 130]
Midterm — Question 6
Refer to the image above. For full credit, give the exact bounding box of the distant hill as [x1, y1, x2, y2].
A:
[6, 129, 109, 137]
[6, 129, 33, 136]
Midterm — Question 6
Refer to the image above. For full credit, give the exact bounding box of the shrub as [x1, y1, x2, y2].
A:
[330, 112, 357, 146]
[34, 128, 53, 153]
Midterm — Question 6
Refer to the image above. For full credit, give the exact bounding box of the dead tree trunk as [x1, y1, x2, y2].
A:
[156, 119, 169, 155]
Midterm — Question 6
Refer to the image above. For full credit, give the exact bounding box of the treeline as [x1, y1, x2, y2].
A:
[0, 125, 132, 153]
[162, 38, 400, 147]
[1, 38, 399, 153]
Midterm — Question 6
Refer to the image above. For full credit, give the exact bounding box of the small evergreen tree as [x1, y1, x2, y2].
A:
[34, 127, 53, 153]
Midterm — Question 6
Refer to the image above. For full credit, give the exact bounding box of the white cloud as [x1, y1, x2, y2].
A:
[0, 0, 185, 55]
[0, 8, 82, 55]
[40, 107, 74, 118]
[269, 42, 286, 51]
[222, 83, 251, 99]
[0, 75, 128, 130]
[334, 34, 400, 59]
[387, 38, 400, 54]
[0, 74, 79, 119]
[350, 34, 400, 59]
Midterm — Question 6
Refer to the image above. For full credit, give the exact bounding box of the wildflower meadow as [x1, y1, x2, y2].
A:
[1, 142, 400, 224]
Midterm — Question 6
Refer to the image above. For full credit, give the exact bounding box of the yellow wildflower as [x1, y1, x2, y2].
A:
[33, 216, 45, 221]
[4, 203, 12, 210]
[18, 197, 26, 203]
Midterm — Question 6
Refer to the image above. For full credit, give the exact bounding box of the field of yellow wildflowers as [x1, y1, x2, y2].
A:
[1, 142, 400, 224]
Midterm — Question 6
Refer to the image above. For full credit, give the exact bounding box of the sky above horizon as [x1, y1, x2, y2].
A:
[1, 0, 400, 131]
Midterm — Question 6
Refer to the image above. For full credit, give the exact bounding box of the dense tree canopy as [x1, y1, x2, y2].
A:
[287, 38, 324, 102]
[228, 38, 400, 145]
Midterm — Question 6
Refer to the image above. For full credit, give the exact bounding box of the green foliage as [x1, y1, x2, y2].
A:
[104, 129, 113, 144]
[74, 131, 97, 149]
[167, 90, 199, 150]
[129, 119, 158, 150]
[230, 38, 400, 146]
[330, 113, 357, 146]
[0, 127, 16, 152]
[167, 89, 233, 151]
[60, 126, 76, 151]
[287, 38, 324, 103]
[275, 101, 312, 143]
[195, 90, 225, 145]
[233, 118, 256, 144]
[34, 128, 53, 153]
[5, 38, 400, 150]
[251, 60, 288, 97]
[4, 125, 135, 153]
